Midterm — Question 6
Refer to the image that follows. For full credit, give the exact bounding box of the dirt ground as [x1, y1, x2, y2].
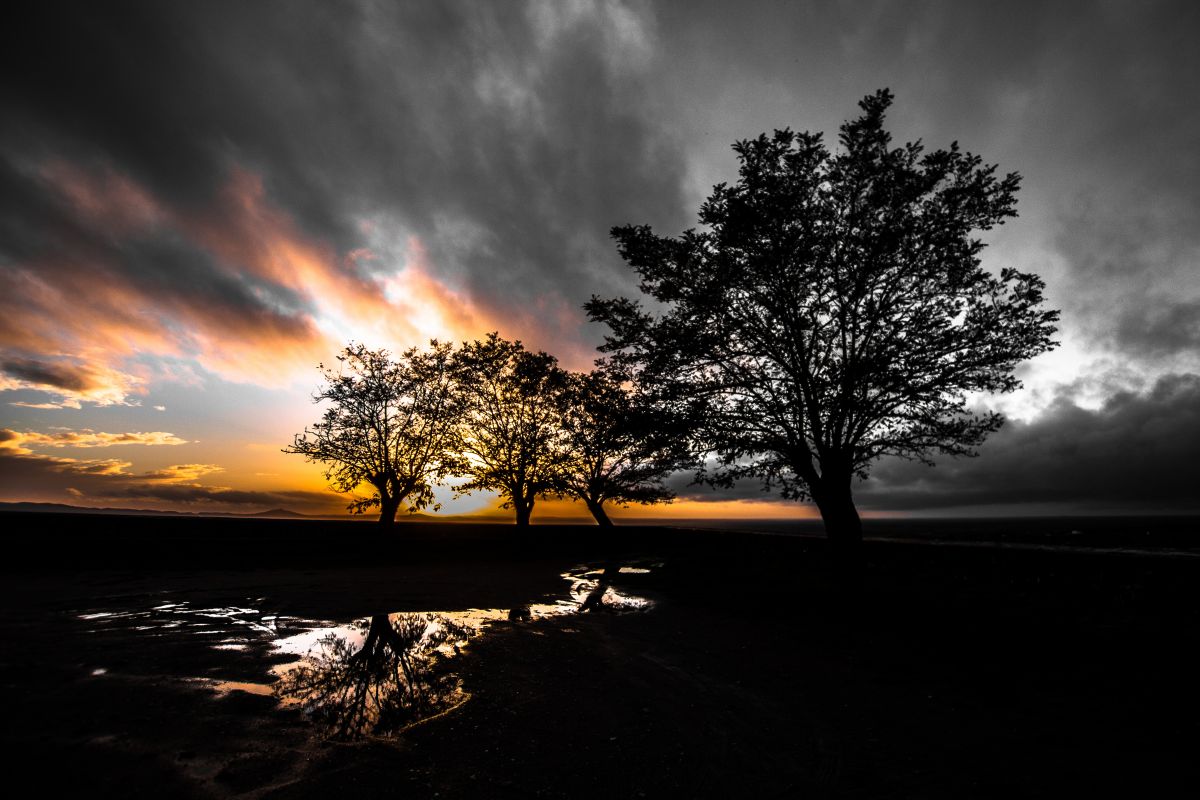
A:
[2, 512, 1199, 797]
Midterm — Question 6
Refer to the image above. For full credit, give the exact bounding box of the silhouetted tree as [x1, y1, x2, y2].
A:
[449, 333, 570, 526]
[558, 363, 695, 526]
[284, 342, 459, 525]
[588, 90, 1059, 558]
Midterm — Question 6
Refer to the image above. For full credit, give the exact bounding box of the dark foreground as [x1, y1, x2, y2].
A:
[2, 512, 1199, 798]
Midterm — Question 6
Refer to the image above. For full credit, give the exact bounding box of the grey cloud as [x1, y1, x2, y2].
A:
[102, 483, 300, 506]
[1, 357, 94, 392]
[1113, 298, 1200, 358]
[1051, 204, 1200, 360]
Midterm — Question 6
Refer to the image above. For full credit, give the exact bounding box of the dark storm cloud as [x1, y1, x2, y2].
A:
[1, 1, 688, 369]
[853, 373, 1200, 512]
[667, 373, 1200, 513]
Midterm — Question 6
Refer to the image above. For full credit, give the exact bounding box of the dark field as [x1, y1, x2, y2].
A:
[3, 512, 1199, 798]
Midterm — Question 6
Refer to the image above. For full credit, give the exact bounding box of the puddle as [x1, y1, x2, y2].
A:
[73, 560, 657, 738]
[208, 679, 277, 697]
[269, 612, 477, 737]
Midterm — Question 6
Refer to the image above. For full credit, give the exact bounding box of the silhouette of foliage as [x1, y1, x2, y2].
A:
[284, 342, 459, 525]
[587, 90, 1059, 554]
[449, 333, 571, 526]
[275, 613, 473, 738]
[558, 363, 696, 526]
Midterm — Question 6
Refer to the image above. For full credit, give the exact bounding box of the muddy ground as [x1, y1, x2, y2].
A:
[2, 512, 1199, 797]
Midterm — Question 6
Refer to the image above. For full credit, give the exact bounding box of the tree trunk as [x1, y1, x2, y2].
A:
[351, 614, 392, 666]
[514, 497, 533, 527]
[378, 494, 401, 526]
[812, 475, 863, 567]
[584, 497, 613, 527]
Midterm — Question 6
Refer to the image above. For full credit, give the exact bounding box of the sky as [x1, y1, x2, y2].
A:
[1, 0, 1197, 519]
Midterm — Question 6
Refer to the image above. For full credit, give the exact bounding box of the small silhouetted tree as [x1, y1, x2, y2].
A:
[558, 363, 695, 526]
[587, 90, 1059, 558]
[449, 333, 570, 526]
[284, 342, 459, 525]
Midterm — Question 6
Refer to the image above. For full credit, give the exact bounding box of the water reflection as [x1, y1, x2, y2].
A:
[275, 613, 473, 738]
[577, 561, 653, 613]
[72, 560, 657, 738]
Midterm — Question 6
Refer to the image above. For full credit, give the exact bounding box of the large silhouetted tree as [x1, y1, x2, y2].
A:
[558, 363, 695, 526]
[449, 333, 570, 526]
[284, 342, 459, 525]
[587, 90, 1059, 557]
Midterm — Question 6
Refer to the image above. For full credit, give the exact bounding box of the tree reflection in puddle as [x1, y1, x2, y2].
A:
[272, 564, 655, 738]
[274, 613, 474, 739]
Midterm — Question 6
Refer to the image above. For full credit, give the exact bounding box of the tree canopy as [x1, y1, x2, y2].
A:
[283, 342, 459, 525]
[558, 363, 695, 526]
[587, 89, 1059, 550]
[448, 333, 571, 526]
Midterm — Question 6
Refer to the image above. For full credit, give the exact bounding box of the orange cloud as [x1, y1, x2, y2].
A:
[140, 463, 224, 482]
[53, 458, 135, 477]
[0, 429, 188, 454]
[1, 160, 528, 406]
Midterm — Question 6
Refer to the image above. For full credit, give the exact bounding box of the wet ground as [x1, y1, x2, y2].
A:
[3, 514, 1200, 797]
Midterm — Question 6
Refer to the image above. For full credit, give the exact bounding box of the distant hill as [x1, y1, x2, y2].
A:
[0, 501, 333, 520]
[0, 501, 201, 517]
[242, 507, 310, 519]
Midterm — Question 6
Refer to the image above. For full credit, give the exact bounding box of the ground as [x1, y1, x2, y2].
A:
[2, 513, 1199, 797]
